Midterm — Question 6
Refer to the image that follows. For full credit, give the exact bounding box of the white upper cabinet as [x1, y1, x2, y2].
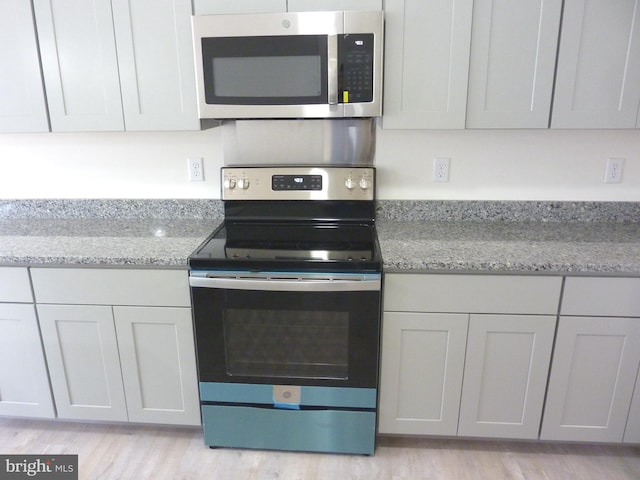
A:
[193, 0, 380, 14]
[0, 0, 49, 133]
[551, 0, 640, 128]
[466, 0, 562, 128]
[193, 0, 287, 14]
[34, 0, 124, 132]
[385, 0, 640, 129]
[33, 0, 198, 132]
[112, 0, 199, 131]
[288, 0, 382, 11]
[382, 0, 473, 129]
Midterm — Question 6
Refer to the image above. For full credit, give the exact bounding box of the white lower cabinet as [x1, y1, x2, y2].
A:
[540, 277, 640, 443]
[379, 312, 468, 435]
[541, 316, 640, 442]
[32, 268, 200, 426]
[0, 267, 55, 419]
[379, 274, 562, 439]
[458, 314, 556, 439]
[625, 370, 640, 443]
[38, 304, 128, 422]
[0, 304, 55, 419]
[114, 306, 200, 425]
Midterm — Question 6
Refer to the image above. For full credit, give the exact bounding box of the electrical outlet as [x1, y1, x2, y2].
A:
[604, 158, 624, 184]
[433, 157, 450, 182]
[188, 157, 204, 182]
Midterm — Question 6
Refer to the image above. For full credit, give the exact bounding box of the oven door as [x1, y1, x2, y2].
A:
[189, 271, 381, 389]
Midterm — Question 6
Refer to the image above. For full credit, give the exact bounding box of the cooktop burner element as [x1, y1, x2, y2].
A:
[188, 166, 381, 272]
[190, 220, 378, 267]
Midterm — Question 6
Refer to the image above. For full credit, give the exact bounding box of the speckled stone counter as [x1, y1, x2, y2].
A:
[1, 200, 639, 273]
[0, 200, 223, 267]
[376, 201, 640, 275]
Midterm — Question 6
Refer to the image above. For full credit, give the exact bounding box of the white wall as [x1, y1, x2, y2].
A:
[0, 126, 638, 201]
[376, 128, 640, 201]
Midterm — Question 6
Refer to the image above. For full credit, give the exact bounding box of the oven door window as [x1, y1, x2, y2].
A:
[201, 35, 328, 105]
[224, 309, 348, 379]
[191, 287, 380, 388]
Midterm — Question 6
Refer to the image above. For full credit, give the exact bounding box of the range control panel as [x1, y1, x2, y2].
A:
[221, 166, 375, 201]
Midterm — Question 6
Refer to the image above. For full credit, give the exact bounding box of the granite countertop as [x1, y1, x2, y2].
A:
[376, 201, 640, 275]
[1, 200, 639, 275]
[0, 200, 223, 268]
[0, 218, 220, 267]
[377, 220, 640, 275]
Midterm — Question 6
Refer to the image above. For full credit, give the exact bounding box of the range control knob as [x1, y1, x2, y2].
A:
[359, 177, 370, 190]
[223, 178, 236, 190]
[345, 177, 356, 190]
[237, 178, 250, 190]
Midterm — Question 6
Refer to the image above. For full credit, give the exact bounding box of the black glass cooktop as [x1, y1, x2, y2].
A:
[188, 220, 382, 272]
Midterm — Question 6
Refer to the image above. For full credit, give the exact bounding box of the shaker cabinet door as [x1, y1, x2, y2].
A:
[38, 304, 128, 422]
[466, 0, 562, 128]
[33, 0, 124, 132]
[541, 316, 640, 442]
[458, 314, 556, 439]
[287, 0, 382, 11]
[379, 312, 468, 435]
[382, 0, 473, 129]
[193, 0, 286, 14]
[114, 306, 201, 426]
[111, 0, 199, 131]
[551, 0, 640, 128]
[0, 0, 49, 133]
[624, 368, 640, 443]
[0, 304, 55, 418]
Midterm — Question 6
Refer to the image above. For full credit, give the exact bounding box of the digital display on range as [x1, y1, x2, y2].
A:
[272, 175, 322, 191]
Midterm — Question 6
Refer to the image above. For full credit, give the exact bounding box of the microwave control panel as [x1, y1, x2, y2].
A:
[339, 34, 374, 104]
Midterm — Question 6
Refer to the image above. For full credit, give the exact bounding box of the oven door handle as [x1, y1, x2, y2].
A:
[189, 276, 380, 292]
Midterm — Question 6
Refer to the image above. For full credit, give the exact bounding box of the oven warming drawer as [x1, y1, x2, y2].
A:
[200, 382, 377, 454]
[202, 406, 376, 455]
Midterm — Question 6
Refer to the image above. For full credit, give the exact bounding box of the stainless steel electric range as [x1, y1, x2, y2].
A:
[189, 166, 382, 455]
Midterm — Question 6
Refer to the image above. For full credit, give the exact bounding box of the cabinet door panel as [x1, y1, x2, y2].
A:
[31, 268, 190, 307]
[33, 0, 124, 132]
[561, 277, 640, 318]
[114, 306, 200, 425]
[38, 304, 128, 421]
[0, 267, 33, 303]
[0, 304, 55, 418]
[551, 0, 640, 128]
[193, 0, 286, 14]
[458, 314, 556, 439]
[112, 0, 199, 131]
[379, 312, 468, 435]
[382, 0, 473, 129]
[541, 316, 640, 442]
[624, 368, 640, 443]
[384, 274, 561, 315]
[0, 0, 49, 133]
[466, 0, 562, 128]
[288, 0, 382, 11]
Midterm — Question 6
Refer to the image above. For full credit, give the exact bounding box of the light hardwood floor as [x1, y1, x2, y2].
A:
[1, 418, 639, 480]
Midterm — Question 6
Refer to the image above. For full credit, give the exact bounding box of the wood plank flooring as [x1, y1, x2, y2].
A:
[1, 418, 639, 479]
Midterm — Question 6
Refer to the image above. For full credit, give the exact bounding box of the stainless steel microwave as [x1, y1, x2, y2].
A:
[191, 11, 383, 119]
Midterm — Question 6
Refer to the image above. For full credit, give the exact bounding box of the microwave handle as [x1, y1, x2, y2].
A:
[328, 34, 339, 105]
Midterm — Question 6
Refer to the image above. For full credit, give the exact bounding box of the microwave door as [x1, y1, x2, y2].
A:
[197, 35, 343, 119]
[192, 12, 348, 119]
